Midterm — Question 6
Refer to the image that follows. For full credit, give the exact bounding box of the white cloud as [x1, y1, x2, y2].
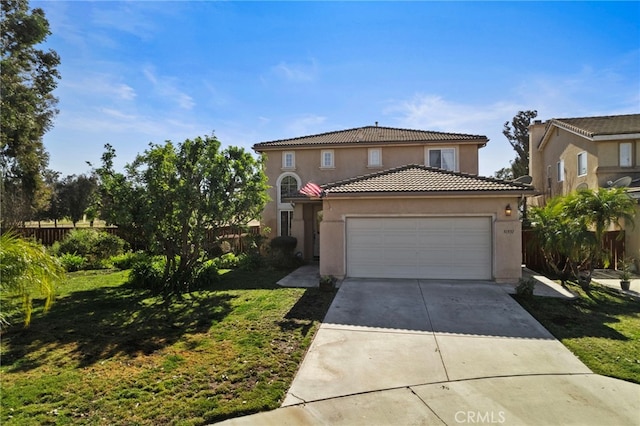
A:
[62, 73, 136, 101]
[284, 114, 327, 136]
[272, 59, 318, 82]
[143, 66, 195, 110]
[385, 94, 521, 135]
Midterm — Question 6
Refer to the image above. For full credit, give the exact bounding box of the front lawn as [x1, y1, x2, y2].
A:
[515, 281, 640, 384]
[0, 267, 336, 425]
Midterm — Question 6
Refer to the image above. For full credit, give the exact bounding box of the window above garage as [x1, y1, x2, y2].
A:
[427, 148, 457, 171]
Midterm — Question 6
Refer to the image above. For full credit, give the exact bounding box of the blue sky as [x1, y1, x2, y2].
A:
[35, 1, 639, 177]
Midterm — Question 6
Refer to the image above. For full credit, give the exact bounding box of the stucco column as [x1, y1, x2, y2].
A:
[494, 219, 523, 283]
[319, 219, 345, 278]
[291, 204, 305, 255]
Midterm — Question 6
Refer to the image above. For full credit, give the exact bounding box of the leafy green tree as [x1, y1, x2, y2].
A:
[58, 174, 98, 226]
[564, 187, 635, 274]
[529, 196, 596, 285]
[494, 167, 514, 181]
[96, 135, 269, 293]
[1, 0, 61, 226]
[529, 188, 635, 288]
[497, 110, 538, 179]
[0, 232, 64, 327]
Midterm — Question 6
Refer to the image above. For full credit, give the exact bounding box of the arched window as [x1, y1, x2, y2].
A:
[280, 176, 299, 201]
[276, 173, 301, 236]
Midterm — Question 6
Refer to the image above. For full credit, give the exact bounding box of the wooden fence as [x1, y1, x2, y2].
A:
[6, 225, 261, 251]
[522, 229, 625, 273]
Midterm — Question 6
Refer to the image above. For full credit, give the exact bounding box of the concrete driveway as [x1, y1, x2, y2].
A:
[218, 279, 640, 425]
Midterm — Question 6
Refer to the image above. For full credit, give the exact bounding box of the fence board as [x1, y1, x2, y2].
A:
[522, 229, 625, 273]
[4, 225, 261, 249]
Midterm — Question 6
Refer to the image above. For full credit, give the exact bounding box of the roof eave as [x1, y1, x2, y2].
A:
[324, 189, 536, 198]
[253, 138, 488, 152]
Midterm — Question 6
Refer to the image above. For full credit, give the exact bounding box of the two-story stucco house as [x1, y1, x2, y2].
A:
[528, 113, 640, 261]
[253, 125, 534, 282]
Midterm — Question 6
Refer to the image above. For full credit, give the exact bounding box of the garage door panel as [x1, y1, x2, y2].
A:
[347, 217, 492, 280]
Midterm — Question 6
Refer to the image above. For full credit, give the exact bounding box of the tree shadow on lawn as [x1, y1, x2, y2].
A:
[214, 266, 292, 290]
[516, 282, 640, 341]
[279, 288, 337, 337]
[2, 284, 235, 371]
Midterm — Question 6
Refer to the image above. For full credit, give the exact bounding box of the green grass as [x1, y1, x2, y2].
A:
[1, 267, 336, 425]
[515, 281, 640, 384]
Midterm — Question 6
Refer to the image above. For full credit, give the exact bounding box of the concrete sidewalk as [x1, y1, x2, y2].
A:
[217, 279, 640, 425]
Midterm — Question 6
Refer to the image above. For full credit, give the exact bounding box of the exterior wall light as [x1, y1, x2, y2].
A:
[505, 204, 512, 216]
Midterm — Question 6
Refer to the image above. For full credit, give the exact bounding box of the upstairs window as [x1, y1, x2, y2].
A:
[557, 160, 564, 182]
[321, 150, 334, 168]
[368, 148, 382, 167]
[282, 151, 295, 169]
[279, 175, 299, 202]
[577, 152, 587, 176]
[620, 142, 632, 167]
[428, 148, 456, 171]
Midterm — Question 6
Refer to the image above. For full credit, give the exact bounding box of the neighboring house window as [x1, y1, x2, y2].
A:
[428, 148, 456, 171]
[577, 152, 587, 176]
[557, 160, 564, 182]
[368, 148, 382, 167]
[321, 150, 334, 168]
[282, 151, 295, 169]
[620, 142, 632, 167]
[280, 210, 293, 237]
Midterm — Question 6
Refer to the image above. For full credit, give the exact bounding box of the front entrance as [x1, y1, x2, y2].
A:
[313, 206, 323, 259]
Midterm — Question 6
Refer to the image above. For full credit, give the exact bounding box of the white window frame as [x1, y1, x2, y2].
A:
[368, 148, 382, 167]
[321, 150, 334, 169]
[282, 151, 295, 170]
[577, 152, 587, 177]
[557, 160, 564, 182]
[620, 142, 632, 167]
[278, 209, 294, 237]
[276, 172, 300, 209]
[426, 147, 457, 171]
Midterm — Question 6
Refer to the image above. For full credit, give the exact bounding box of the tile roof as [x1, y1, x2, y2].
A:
[253, 125, 488, 150]
[319, 164, 534, 195]
[549, 114, 640, 138]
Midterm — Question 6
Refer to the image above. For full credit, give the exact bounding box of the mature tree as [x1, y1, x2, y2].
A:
[1, 0, 61, 226]
[494, 167, 514, 181]
[529, 188, 635, 289]
[564, 188, 635, 279]
[0, 232, 64, 327]
[58, 174, 98, 226]
[529, 197, 596, 286]
[96, 135, 269, 293]
[497, 110, 538, 179]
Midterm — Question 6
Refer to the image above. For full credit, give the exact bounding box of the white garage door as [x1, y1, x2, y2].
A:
[346, 217, 492, 280]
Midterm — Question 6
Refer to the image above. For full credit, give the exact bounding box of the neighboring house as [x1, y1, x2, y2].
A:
[528, 113, 640, 261]
[253, 125, 534, 282]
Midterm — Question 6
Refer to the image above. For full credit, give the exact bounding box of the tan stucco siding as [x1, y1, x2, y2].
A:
[319, 196, 523, 282]
[260, 143, 481, 241]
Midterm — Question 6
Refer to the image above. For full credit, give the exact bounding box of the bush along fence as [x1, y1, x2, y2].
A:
[522, 229, 625, 273]
[4, 225, 261, 252]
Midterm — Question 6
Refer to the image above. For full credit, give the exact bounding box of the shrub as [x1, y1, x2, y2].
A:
[194, 259, 220, 288]
[109, 252, 147, 270]
[214, 253, 239, 269]
[268, 236, 301, 269]
[53, 229, 128, 269]
[129, 256, 165, 292]
[516, 277, 536, 298]
[59, 253, 87, 272]
[238, 252, 264, 271]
